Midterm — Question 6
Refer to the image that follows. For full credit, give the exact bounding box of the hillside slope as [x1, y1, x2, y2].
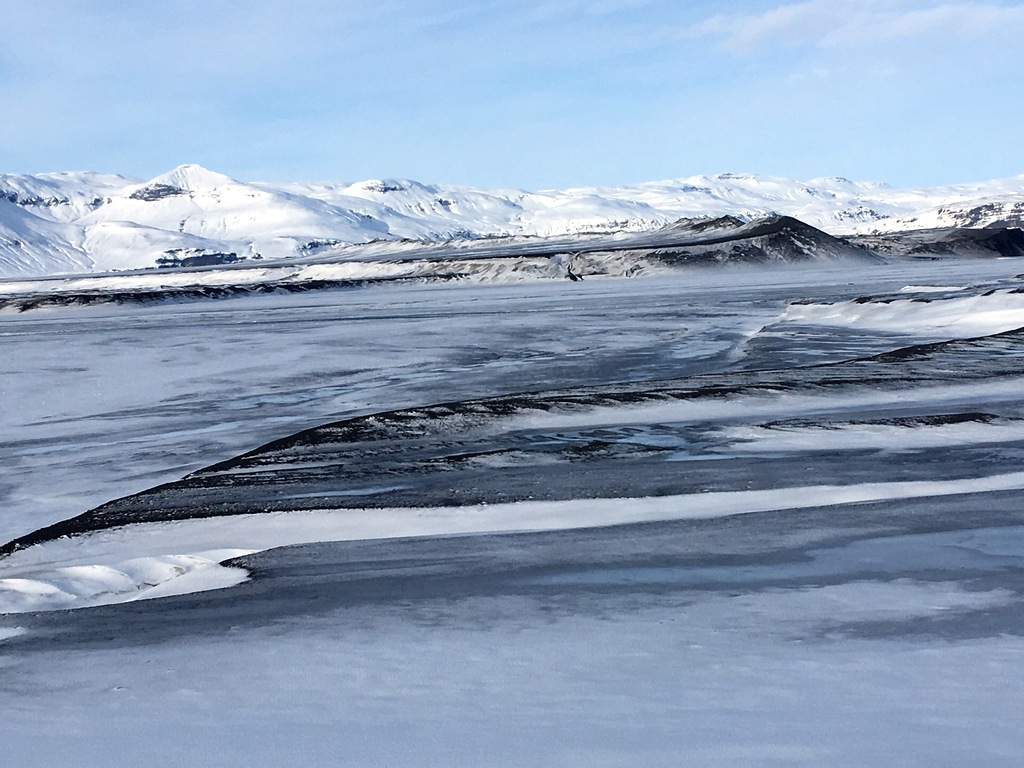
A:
[1, 165, 1022, 277]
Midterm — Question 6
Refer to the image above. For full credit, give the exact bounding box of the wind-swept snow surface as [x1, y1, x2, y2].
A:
[4, 257, 1024, 766]
[780, 289, 1024, 337]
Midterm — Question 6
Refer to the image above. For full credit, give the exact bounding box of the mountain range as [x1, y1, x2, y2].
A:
[2, 164, 1023, 279]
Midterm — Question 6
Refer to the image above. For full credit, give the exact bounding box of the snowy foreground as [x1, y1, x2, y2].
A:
[3, 257, 1024, 766]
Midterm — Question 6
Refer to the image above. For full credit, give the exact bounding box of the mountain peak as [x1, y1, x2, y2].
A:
[121, 165, 241, 203]
[143, 164, 239, 193]
[151, 162, 237, 190]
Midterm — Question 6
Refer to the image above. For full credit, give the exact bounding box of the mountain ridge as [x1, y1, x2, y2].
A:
[1, 164, 1022, 278]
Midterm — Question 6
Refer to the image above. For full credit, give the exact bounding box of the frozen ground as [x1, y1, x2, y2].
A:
[3, 257, 1024, 766]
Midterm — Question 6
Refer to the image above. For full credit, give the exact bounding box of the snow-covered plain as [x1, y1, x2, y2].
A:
[3, 255, 1024, 766]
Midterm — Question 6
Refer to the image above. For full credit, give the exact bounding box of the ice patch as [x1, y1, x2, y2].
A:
[0, 626, 26, 641]
[739, 580, 1016, 624]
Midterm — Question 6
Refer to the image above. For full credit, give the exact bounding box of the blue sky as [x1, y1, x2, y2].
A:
[2, 0, 1022, 188]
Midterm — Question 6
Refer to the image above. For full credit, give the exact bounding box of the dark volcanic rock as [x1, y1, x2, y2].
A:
[649, 216, 877, 266]
[129, 183, 188, 202]
[855, 227, 1024, 260]
[156, 251, 241, 268]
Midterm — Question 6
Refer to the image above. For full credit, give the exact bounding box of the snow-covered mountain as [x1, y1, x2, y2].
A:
[2, 164, 1022, 278]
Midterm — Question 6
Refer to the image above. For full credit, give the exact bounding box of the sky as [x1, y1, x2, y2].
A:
[1, 0, 1022, 189]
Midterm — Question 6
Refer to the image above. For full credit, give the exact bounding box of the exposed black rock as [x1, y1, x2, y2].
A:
[1, 191, 72, 208]
[360, 180, 406, 193]
[855, 227, 1024, 260]
[299, 239, 345, 253]
[129, 184, 188, 202]
[649, 215, 877, 265]
[156, 251, 240, 268]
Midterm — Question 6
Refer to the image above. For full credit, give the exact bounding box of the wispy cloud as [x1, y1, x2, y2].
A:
[0, 0, 1021, 186]
[687, 1, 1024, 53]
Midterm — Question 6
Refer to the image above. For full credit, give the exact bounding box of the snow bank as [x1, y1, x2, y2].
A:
[0, 552, 250, 614]
[721, 418, 1024, 454]
[6, 472, 1024, 614]
[780, 289, 1024, 337]
[0, 268, 282, 296]
[899, 284, 967, 293]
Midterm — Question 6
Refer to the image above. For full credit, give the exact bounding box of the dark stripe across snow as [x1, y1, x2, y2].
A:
[4, 325, 1024, 558]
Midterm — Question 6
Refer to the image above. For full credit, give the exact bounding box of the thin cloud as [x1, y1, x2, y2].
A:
[687, 1, 1024, 53]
